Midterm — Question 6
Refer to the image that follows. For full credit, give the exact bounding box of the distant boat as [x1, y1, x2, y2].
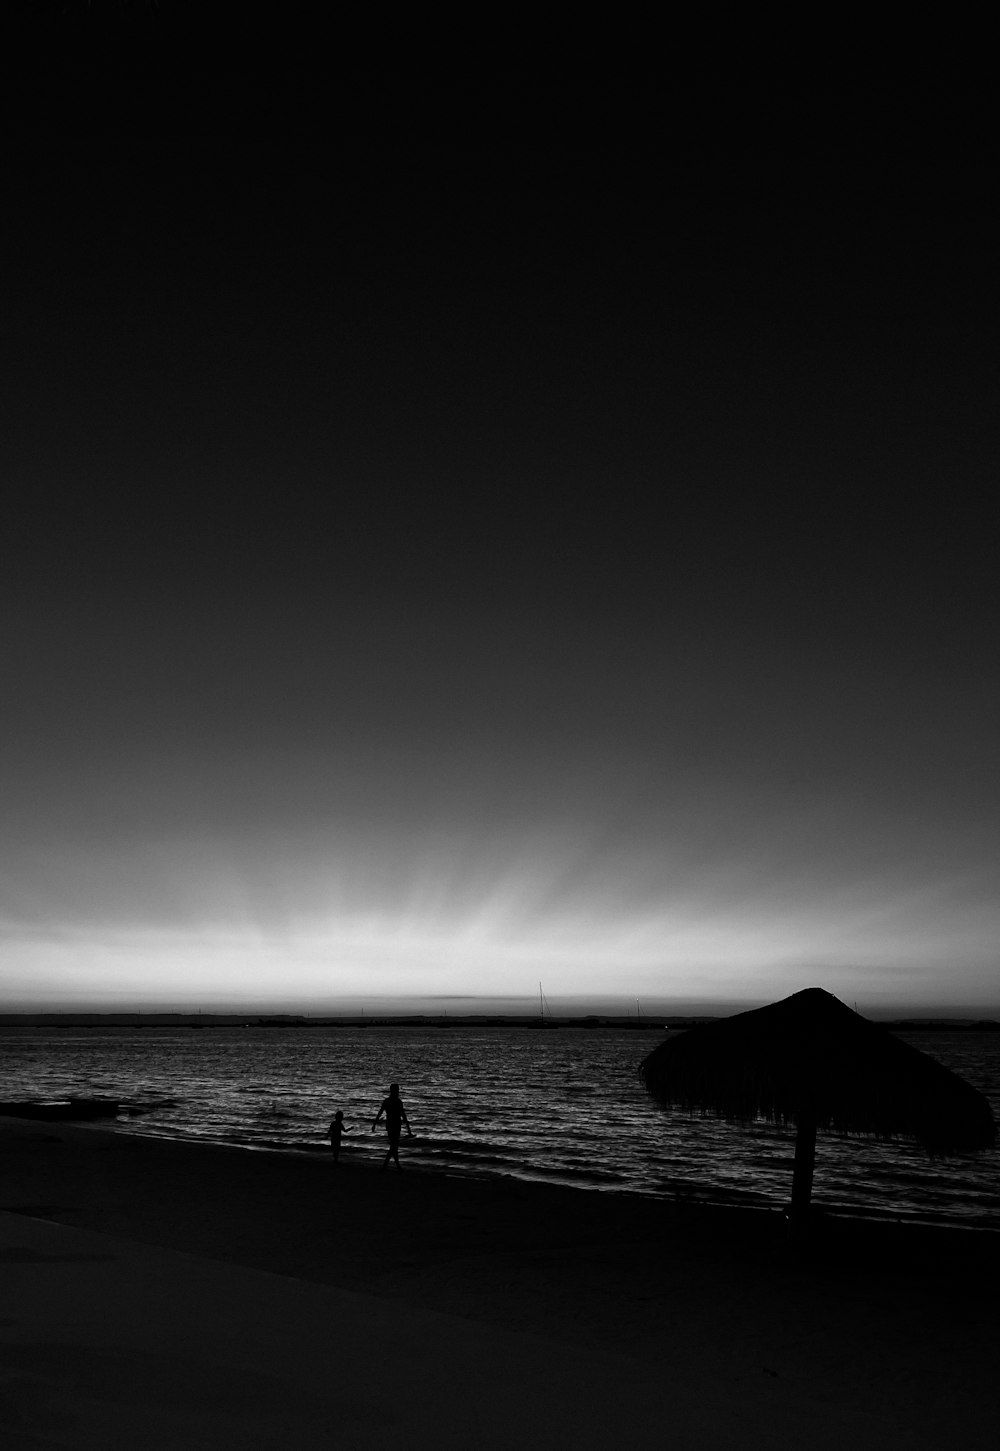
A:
[628, 999, 648, 1029]
[530, 982, 558, 1029]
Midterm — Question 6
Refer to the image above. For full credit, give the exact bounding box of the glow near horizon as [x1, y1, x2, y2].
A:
[3, 607, 998, 1016]
[3, 823, 998, 1012]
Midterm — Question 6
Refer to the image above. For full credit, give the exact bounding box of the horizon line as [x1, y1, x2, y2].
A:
[3, 1004, 1000, 1024]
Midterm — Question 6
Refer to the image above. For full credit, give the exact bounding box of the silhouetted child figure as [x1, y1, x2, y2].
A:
[371, 1082, 412, 1170]
[328, 1110, 352, 1164]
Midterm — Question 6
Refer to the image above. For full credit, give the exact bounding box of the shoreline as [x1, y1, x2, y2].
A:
[118, 1121, 1000, 1236]
[9, 1103, 1000, 1237]
[4, 1110, 1000, 1273]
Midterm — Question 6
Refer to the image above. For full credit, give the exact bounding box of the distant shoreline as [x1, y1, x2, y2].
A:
[2, 1012, 999, 1031]
[0, 1012, 683, 1030]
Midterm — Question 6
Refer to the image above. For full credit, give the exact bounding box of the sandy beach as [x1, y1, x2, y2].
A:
[2, 1115, 999, 1448]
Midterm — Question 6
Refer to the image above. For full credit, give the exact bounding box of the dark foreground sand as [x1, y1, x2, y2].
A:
[2, 1116, 999, 1448]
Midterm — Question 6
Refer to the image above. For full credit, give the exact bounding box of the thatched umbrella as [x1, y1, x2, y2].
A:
[640, 988, 997, 1219]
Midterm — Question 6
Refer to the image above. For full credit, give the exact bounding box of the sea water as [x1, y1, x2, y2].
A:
[2, 1025, 998, 1229]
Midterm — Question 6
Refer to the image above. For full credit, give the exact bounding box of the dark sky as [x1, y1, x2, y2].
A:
[2, 10, 998, 1013]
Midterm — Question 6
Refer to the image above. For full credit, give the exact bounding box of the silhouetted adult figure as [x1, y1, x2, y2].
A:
[372, 1082, 412, 1170]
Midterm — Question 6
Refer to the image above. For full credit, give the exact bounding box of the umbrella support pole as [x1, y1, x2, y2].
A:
[790, 1113, 817, 1223]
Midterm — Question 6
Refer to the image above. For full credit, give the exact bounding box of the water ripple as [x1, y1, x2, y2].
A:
[1, 1026, 997, 1226]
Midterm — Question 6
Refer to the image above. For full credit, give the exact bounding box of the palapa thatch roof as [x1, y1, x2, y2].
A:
[639, 988, 997, 1155]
